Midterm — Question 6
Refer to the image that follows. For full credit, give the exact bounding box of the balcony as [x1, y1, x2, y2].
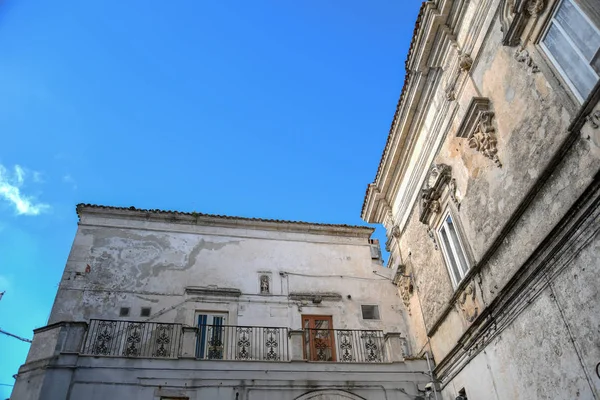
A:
[80, 319, 406, 363]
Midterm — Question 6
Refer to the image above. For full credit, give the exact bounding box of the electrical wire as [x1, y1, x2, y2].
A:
[282, 271, 388, 281]
[0, 328, 32, 343]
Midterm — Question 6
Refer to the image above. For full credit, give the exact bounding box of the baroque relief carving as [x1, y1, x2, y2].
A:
[458, 53, 473, 72]
[514, 45, 539, 73]
[500, 0, 547, 46]
[586, 110, 600, 129]
[458, 281, 480, 323]
[456, 98, 502, 168]
[393, 265, 413, 315]
[525, 0, 545, 16]
[419, 164, 452, 224]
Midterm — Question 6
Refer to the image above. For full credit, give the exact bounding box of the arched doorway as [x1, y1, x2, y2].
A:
[294, 389, 367, 400]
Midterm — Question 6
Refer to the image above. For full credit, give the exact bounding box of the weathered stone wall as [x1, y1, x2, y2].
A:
[388, 0, 600, 363]
[439, 231, 600, 399]
[48, 213, 409, 337]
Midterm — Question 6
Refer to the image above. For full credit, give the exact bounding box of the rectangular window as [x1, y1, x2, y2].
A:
[541, 0, 600, 101]
[437, 212, 470, 288]
[140, 307, 151, 317]
[361, 305, 380, 320]
[196, 312, 228, 359]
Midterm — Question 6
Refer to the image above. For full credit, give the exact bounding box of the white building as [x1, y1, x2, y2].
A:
[11, 204, 432, 400]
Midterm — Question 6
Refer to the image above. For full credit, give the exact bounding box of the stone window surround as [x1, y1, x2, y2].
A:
[538, 0, 600, 103]
[501, 0, 589, 112]
[436, 208, 471, 289]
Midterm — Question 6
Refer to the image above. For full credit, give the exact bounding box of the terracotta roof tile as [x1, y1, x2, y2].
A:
[76, 203, 374, 231]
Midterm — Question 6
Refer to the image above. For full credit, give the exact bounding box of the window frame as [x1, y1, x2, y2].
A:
[539, 0, 600, 102]
[436, 209, 471, 289]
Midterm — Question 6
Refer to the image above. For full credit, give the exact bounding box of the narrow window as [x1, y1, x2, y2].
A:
[119, 307, 130, 317]
[540, 0, 600, 101]
[437, 212, 470, 288]
[361, 305, 380, 320]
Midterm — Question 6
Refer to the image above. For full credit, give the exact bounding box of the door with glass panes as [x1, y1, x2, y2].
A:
[302, 315, 336, 361]
[196, 313, 228, 359]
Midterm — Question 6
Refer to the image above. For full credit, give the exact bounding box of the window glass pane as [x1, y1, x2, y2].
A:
[440, 225, 461, 286]
[555, 0, 600, 61]
[544, 22, 598, 98]
[447, 217, 469, 277]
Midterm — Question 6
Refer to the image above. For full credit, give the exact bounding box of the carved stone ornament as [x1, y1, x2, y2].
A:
[260, 275, 270, 294]
[419, 164, 452, 224]
[458, 281, 480, 323]
[385, 225, 401, 252]
[586, 110, 600, 129]
[394, 266, 414, 315]
[449, 178, 460, 210]
[514, 45, 539, 73]
[500, 0, 547, 46]
[458, 53, 473, 72]
[526, 0, 545, 16]
[427, 227, 439, 251]
[456, 97, 502, 168]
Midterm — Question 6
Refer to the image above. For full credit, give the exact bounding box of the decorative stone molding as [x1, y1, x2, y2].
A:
[185, 286, 242, 297]
[586, 110, 600, 129]
[457, 281, 480, 323]
[419, 164, 452, 224]
[385, 224, 402, 252]
[456, 97, 502, 168]
[392, 265, 413, 315]
[500, 0, 547, 46]
[288, 292, 342, 302]
[449, 178, 460, 210]
[427, 227, 439, 251]
[445, 86, 456, 102]
[514, 45, 539, 73]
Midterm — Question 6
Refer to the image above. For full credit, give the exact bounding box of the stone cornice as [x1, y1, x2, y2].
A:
[184, 286, 242, 297]
[362, 0, 478, 227]
[77, 204, 374, 239]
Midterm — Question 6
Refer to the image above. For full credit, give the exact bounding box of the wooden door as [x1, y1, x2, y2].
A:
[302, 315, 336, 361]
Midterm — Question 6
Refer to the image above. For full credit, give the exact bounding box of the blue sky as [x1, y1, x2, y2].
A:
[0, 0, 420, 395]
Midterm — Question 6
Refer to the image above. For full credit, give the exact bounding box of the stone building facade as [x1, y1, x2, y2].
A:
[362, 0, 600, 399]
[11, 205, 431, 400]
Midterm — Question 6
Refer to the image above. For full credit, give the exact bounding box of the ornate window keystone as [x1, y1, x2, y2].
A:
[456, 98, 502, 168]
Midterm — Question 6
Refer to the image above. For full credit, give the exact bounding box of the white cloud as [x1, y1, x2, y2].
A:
[32, 171, 44, 183]
[0, 164, 50, 216]
[14, 165, 25, 184]
[62, 174, 77, 190]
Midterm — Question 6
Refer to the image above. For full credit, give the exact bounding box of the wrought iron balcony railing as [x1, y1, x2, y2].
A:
[81, 319, 182, 358]
[195, 324, 289, 361]
[79, 319, 390, 363]
[303, 328, 386, 362]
